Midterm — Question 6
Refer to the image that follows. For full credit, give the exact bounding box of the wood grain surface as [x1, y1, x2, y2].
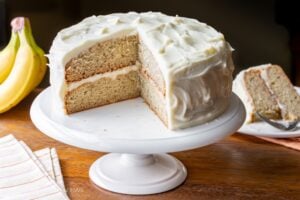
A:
[0, 89, 300, 200]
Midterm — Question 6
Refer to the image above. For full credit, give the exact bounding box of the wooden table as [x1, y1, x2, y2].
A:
[1, 90, 300, 200]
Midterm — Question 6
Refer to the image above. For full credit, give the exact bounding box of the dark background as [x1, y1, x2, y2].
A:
[0, 0, 299, 86]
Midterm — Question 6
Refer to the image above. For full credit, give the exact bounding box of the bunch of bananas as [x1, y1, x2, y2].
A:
[0, 17, 46, 113]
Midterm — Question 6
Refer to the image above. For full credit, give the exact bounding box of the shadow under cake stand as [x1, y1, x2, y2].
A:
[30, 87, 246, 195]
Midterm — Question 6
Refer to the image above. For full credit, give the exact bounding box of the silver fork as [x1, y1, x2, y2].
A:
[256, 112, 299, 131]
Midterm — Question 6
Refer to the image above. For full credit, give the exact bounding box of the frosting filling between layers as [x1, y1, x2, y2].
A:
[67, 64, 140, 91]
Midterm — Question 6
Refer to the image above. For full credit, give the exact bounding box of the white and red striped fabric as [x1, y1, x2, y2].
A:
[0, 134, 69, 200]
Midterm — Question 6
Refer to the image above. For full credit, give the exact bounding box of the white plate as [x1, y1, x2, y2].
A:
[238, 87, 300, 138]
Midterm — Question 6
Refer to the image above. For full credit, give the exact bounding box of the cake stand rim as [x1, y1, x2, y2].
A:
[30, 87, 246, 153]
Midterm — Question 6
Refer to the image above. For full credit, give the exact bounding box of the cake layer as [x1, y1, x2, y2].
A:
[65, 70, 140, 114]
[65, 35, 138, 82]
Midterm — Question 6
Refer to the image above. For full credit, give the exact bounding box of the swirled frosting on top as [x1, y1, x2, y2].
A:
[49, 12, 234, 130]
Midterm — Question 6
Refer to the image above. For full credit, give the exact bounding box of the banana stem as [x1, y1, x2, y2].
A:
[10, 17, 25, 32]
[11, 17, 42, 52]
[11, 17, 32, 45]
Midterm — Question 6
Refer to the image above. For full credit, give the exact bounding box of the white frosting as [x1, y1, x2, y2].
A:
[49, 12, 234, 130]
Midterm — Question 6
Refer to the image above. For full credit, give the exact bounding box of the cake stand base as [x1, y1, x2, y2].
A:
[89, 153, 187, 195]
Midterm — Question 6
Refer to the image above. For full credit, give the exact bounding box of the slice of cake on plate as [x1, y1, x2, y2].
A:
[233, 64, 300, 123]
[48, 12, 235, 130]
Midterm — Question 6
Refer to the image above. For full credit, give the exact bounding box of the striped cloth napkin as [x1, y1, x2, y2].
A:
[0, 135, 69, 200]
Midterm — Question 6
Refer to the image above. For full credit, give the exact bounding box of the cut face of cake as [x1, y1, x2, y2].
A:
[233, 64, 300, 123]
[48, 12, 234, 130]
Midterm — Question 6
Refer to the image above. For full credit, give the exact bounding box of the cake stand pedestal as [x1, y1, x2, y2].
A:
[30, 87, 245, 195]
[90, 153, 186, 194]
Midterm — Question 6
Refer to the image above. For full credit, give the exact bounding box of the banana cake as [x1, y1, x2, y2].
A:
[48, 12, 234, 130]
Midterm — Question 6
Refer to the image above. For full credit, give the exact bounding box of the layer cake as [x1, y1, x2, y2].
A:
[48, 12, 234, 130]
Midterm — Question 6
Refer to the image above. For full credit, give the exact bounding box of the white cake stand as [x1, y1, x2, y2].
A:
[30, 87, 245, 195]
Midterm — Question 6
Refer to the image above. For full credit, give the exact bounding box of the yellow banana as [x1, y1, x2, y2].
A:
[0, 31, 19, 83]
[0, 17, 46, 113]
[25, 19, 47, 88]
